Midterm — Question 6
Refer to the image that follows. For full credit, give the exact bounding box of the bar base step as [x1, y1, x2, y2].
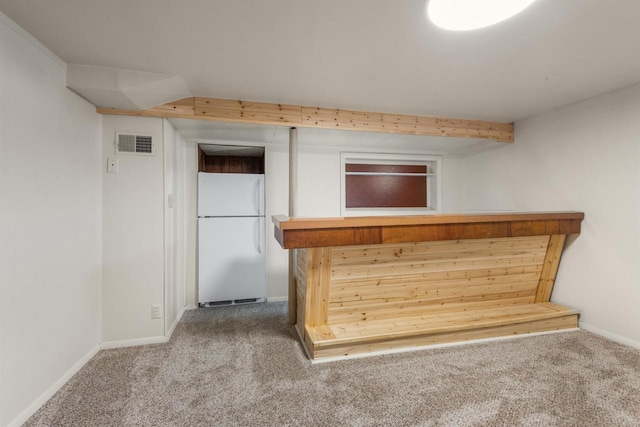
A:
[302, 303, 579, 360]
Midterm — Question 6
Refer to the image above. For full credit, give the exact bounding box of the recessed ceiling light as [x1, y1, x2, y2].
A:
[427, 0, 537, 31]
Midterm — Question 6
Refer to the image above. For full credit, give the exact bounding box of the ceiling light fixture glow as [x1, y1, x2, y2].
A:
[427, 0, 537, 31]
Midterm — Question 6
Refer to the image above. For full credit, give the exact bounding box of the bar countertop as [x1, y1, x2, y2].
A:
[272, 212, 584, 249]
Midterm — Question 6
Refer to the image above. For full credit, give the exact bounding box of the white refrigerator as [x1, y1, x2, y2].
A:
[198, 172, 266, 305]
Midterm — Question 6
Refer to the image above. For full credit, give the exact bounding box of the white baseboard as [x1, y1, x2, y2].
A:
[185, 304, 198, 310]
[7, 344, 100, 427]
[100, 335, 168, 350]
[9, 307, 190, 426]
[311, 328, 580, 364]
[101, 306, 189, 350]
[266, 296, 288, 303]
[579, 322, 640, 350]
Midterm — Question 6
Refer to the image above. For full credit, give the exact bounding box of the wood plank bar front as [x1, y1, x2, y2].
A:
[273, 212, 584, 361]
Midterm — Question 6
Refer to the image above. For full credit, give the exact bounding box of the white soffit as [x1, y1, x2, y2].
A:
[66, 64, 192, 110]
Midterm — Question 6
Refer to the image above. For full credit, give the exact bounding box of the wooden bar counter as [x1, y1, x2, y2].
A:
[273, 212, 584, 360]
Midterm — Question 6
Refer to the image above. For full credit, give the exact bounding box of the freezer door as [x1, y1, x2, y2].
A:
[198, 216, 266, 303]
[198, 173, 264, 217]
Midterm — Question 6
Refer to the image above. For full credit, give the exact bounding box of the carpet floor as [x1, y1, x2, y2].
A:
[25, 302, 640, 426]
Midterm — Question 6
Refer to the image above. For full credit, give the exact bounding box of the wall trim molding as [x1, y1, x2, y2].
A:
[9, 308, 190, 426]
[101, 306, 187, 350]
[97, 113, 104, 346]
[166, 306, 186, 341]
[266, 296, 288, 303]
[100, 335, 168, 350]
[579, 322, 640, 350]
[7, 345, 100, 427]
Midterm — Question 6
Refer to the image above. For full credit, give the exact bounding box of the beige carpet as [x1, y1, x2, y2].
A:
[25, 302, 640, 426]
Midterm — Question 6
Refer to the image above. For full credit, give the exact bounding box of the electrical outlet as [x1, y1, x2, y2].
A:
[151, 304, 162, 319]
[107, 157, 118, 173]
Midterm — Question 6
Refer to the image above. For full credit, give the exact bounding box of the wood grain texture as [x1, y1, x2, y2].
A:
[289, 250, 298, 325]
[321, 302, 574, 344]
[295, 249, 309, 334]
[197, 145, 206, 172]
[274, 212, 585, 230]
[199, 155, 264, 174]
[273, 212, 584, 249]
[286, 214, 582, 360]
[300, 106, 514, 142]
[303, 247, 333, 327]
[195, 97, 302, 114]
[97, 96, 514, 142]
[311, 314, 578, 359]
[327, 236, 548, 324]
[535, 235, 567, 303]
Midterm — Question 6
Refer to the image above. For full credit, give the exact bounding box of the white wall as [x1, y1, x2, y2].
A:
[265, 144, 290, 299]
[297, 149, 341, 217]
[462, 83, 640, 346]
[0, 14, 101, 427]
[442, 156, 465, 214]
[101, 116, 165, 344]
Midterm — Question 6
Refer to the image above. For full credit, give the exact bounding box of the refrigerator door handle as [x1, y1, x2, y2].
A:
[259, 177, 265, 216]
[254, 217, 262, 254]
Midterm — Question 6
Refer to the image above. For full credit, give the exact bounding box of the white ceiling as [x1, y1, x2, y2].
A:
[1, 0, 639, 122]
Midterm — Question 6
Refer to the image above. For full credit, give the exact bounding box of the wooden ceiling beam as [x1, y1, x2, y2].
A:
[97, 97, 514, 142]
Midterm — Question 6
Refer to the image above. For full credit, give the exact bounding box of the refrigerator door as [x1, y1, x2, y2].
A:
[198, 173, 264, 217]
[198, 216, 266, 303]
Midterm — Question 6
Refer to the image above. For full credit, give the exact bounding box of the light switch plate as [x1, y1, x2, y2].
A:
[151, 304, 162, 319]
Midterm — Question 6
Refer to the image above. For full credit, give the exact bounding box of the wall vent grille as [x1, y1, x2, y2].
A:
[116, 133, 155, 156]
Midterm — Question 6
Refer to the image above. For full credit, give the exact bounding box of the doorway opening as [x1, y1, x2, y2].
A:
[196, 144, 267, 308]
